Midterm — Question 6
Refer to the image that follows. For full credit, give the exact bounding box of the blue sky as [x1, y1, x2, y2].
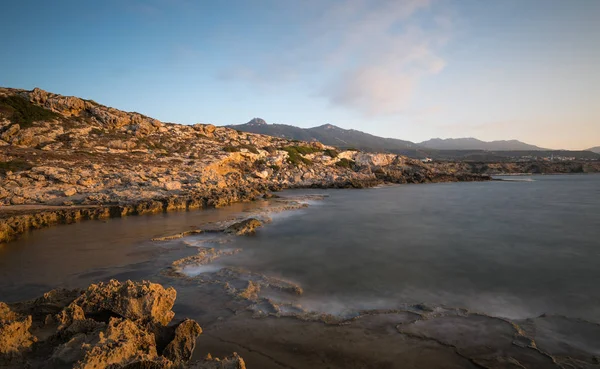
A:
[1, 0, 598, 149]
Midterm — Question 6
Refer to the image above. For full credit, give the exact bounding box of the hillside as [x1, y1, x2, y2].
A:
[228, 119, 420, 154]
[587, 146, 600, 154]
[0, 87, 488, 242]
[418, 137, 547, 151]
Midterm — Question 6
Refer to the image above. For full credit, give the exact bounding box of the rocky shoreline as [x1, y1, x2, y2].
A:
[0, 87, 491, 243]
[0, 279, 245, 369]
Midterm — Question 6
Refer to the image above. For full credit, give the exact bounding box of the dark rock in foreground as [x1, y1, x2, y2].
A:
[0, 280, 245, 369]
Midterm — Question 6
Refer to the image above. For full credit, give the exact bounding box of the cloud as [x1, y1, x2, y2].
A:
[221, 0, 450, 116]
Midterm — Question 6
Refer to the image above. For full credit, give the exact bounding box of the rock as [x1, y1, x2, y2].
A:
[162, 319, 202, 363]
[52, 317, 158, 369]
[63, 188, 77, 197]
[203, 124, 216, 134]
[1, 124, 20, 142]
[163, 181, 182, 191]
[188, 353, 246, 369]
[72, 280, 177, 326]
[224, 218, 263, 236]
[0, 303, 35, 356]
[0, 281, 233, 369]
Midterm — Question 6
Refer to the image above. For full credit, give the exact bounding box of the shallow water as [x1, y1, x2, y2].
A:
[1, 174, 599, 325]
[213, 174, 600, 321]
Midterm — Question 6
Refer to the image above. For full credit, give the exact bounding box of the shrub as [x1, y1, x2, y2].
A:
[223, 144, 258, 154]
[323, 149, 339, 158]
[254, 159, 267, 167]
[223, 145, 240, 152]
[335, 158, 355, 169]
[0, 160, 33, 175]
[269, 164, 280, 171]
[282, 146, 315, 166]
[0, 95, 60, 128]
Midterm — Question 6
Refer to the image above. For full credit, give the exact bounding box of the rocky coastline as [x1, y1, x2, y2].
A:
[0, 87, 490, 243]
[0, 279, 245, 368]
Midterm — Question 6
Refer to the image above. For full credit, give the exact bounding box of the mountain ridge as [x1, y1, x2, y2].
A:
[418, 137, 547, 151]
[228, 119, 547, 153]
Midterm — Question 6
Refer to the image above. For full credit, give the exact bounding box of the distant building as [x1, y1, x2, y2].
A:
[421, 157, 433, 163]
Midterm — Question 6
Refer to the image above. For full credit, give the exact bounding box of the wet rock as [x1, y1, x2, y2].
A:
[224, 218, 262, 236]
[162, 319, 202, 363]
[72, 280, 177, 326]
[188, 353, 246, 369]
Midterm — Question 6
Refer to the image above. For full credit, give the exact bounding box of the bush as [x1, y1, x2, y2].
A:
[335, 158, 355, 169]
[223, 145, 240, 152]
[223, 144, 258, 154]
[323, 149, 339, 158]
[0, 95, 60, 128]
[269, 164, 280, 171]
[0, 160, 33, 175]
[282, 146, 316, 166]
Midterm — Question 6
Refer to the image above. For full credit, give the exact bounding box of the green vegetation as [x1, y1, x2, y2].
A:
[223, 144, 259, 154]
[0, 95, 60, 128]
[269, 164, 280, 171]
[335, 158, 355, 169]
[323, 148, 339, 158]
[254, 159, 267, 167]
[282, 145, 321, 155]
[282, 146, 318, 166]
[0, 160, 33, 175]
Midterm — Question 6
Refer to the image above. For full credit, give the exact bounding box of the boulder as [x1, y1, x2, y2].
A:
[72, 280, 177, 326]
[162, 319, 202, 363]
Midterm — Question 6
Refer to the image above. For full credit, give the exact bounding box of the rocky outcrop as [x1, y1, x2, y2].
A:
[0, 280, 242, 369]
[224, 218, 263, 236]
[0, 86, 491, 242]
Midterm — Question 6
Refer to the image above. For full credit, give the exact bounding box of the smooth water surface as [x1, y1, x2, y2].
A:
[220, 175, 600, 321]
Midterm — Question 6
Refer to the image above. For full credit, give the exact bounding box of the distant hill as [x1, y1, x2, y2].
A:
[418, 137, 547, 151]
[228, 118, 419, 154]
[228, 119, 600, 161]
[587, 146, 600, 154]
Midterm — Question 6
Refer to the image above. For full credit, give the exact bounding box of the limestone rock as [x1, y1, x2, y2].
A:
[72, 280, 177, 326]
[162, 319, 202, 363]
[0, 303, 35, 356]
[224, 218, 263, 236]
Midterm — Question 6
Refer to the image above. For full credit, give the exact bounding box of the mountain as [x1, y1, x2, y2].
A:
[418, 137, 547, 151]
[229, 118, 419, 154]
[587, 146, 600, 154]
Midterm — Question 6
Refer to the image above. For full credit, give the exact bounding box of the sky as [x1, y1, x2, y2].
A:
[1, 0, 598, 150]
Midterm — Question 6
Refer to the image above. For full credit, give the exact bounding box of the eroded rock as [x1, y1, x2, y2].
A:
[73, 280, 177, 326]
[224, 218, 262, 236]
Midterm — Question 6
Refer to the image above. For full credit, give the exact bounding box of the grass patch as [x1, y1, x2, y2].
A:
[0, 95, 60, 127]
[323, 149, 339, 158]
[335, 158, 355, 169]
[0, 160, 33, 175]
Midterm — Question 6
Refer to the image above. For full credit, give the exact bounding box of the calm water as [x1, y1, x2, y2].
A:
[1, 175, 599, 323]
[219, 175, 600, 321]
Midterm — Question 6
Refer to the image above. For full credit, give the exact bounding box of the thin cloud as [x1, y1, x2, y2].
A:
[220, 0, 450, 116]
